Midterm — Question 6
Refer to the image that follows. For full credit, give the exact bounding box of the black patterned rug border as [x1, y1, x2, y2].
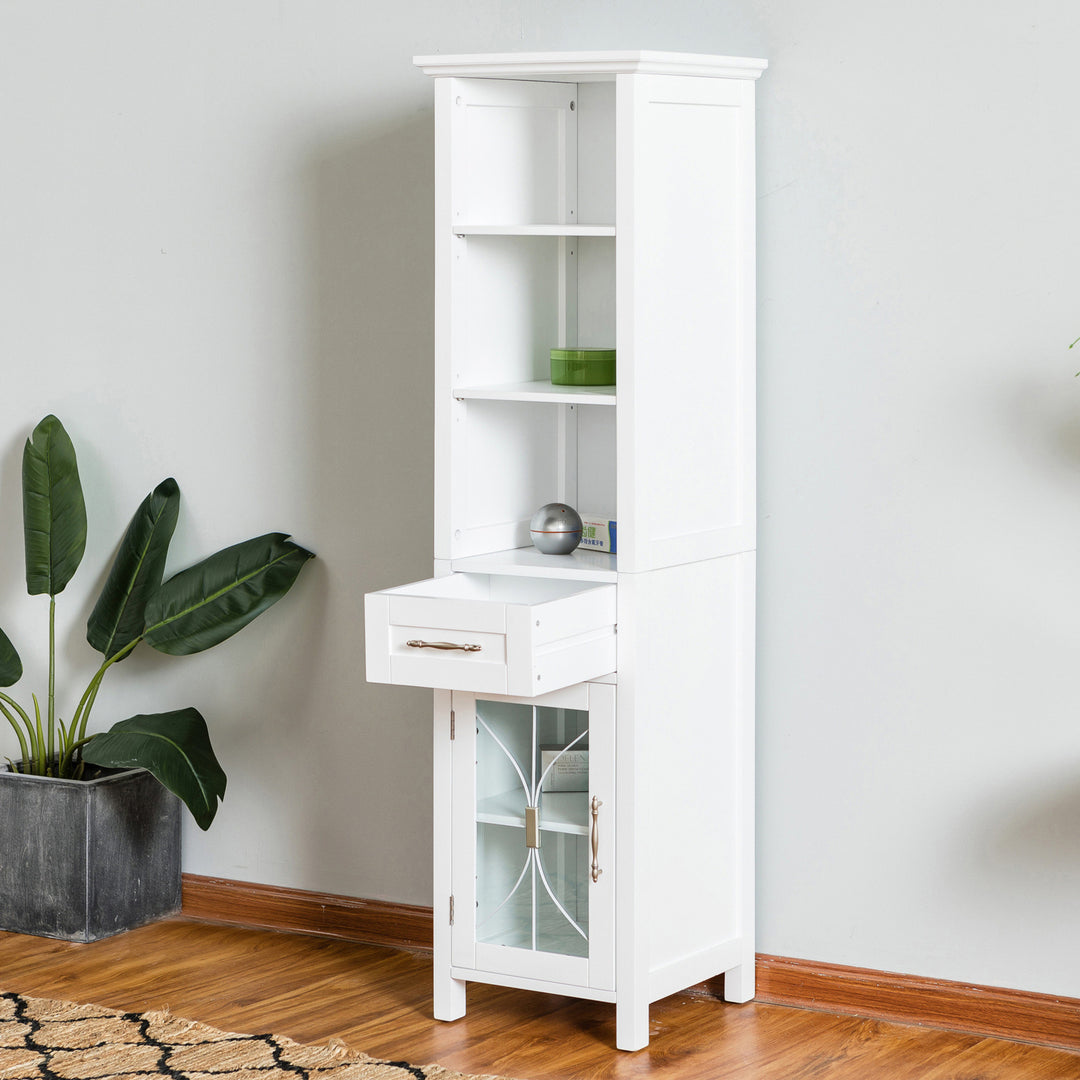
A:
[0, 990, 440, 1080]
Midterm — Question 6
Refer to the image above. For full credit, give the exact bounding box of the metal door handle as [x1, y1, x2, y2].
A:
[405, 639, 482, 652]
[591, 796, 603, 882]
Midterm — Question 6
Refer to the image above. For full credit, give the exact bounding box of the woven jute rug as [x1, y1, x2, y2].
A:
[0, 990, 513, 1080]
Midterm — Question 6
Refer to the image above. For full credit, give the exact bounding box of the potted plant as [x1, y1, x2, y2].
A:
[0, 414, 314, 940]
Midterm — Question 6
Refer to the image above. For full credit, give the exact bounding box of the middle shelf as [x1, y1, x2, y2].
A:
[453, 224, 616, 237]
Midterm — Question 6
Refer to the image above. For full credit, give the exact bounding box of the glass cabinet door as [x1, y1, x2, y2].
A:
[451, 682, 614, 992]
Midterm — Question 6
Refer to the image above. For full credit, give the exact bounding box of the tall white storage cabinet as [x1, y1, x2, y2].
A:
[365, 50, 765, 1051]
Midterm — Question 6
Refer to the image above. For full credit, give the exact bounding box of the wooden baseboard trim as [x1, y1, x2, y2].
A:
[181, 874, 434, 952]
[181, 880, 1079, 1051]
[753, 953, 1080, 1052]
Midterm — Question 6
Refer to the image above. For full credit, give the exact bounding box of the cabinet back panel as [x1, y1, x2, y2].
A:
[461, 401, 559, 552]
[456, 236, 614, 385]
[576, 81, 616, 225]
[452, 78, 576, 226]
[576, 407, 617, 520]
[575, 237, 616, 347]
[461, 236, 560, 386]
[455, 401, 616, 556]
[456, 401, 615, 556]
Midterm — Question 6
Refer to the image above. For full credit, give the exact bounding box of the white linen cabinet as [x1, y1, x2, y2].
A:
[365, 50, 765, 1051]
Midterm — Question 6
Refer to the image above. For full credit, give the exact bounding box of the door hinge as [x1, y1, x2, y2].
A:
[449, 895, 455, 925]
[450, 710, 455, 740]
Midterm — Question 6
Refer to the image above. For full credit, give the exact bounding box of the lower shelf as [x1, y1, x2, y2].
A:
[450, 962, 616, 1003]
[450, 546, 617, 582]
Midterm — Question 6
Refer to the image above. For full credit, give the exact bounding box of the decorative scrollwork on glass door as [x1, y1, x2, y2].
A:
[474, 701, 590, 958]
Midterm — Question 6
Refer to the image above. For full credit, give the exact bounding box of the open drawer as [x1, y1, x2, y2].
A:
[365, 573, 616, 696]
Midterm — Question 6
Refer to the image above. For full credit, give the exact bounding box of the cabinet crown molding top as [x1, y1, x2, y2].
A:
[412, 50, 768, 81]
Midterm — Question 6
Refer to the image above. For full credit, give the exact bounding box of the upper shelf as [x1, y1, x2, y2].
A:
[454, 224, 616, 237]
[453, 380, 616, 406]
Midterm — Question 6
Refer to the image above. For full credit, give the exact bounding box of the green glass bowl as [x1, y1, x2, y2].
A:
[550, 347, 616, 386]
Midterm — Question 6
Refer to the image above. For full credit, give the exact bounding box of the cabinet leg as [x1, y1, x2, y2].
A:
[615, 998, 650, 1051]
[723, 958, 756, 1003]
[434, 973, 466, 1021]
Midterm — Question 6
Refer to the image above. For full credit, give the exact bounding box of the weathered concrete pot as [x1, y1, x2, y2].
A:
[0, 766, 181, 941]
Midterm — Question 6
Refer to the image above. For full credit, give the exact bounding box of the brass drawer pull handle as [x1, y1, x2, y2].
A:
[406, 639, 482, 652]
[591, 796, 603, 882]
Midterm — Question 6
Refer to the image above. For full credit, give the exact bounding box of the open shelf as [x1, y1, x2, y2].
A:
[451, 546, 617, 583]
[453, 380, 616, 405]
[454, 224, 616, 237]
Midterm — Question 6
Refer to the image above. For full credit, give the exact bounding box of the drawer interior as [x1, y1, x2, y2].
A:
[384, 573, 605, 606]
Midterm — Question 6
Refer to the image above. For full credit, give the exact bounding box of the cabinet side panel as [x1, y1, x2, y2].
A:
[449, 692, 478, 970]
[617, 75, 756, 572]
[434, 78, 456, 562]
[434, 689, 467, 1018]
[364, 593, 392, 684]
[618, 555, 754, 982]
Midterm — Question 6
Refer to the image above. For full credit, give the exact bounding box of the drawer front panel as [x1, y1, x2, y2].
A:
[389, 625, 508, 693]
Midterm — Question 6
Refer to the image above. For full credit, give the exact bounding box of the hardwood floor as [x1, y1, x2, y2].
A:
[1, 918, 1077, 1080]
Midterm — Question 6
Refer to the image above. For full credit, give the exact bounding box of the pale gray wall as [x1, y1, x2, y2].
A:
[2, 1, 1078, 999]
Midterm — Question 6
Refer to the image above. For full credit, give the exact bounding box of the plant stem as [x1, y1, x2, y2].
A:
[0, 690, 38, 750]
[77, 680, 102, 746]
[59, 735, 95, 777]
[32, 693, 45, 773]
[48, 596, 56, 766]
[70, 636, 141, 746]
[0, 700, 31, 768]
[56, 637, 142, 776]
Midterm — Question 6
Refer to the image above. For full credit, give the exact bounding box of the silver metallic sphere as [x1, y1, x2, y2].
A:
[529, 503, 583, 555]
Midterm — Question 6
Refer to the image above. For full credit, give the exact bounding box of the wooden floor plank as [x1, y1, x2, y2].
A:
[0, 918, 1077, 1080]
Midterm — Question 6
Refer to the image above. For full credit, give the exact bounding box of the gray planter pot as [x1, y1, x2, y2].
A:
[0, 765, 181, 941]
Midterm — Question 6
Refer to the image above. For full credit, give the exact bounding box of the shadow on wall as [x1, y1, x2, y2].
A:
[1007, 370, 1080, 474]
[993, 776, 1080, 866]
[305, 108, 435, 564]
[0, 434, 26, 618]
[961, 770, 1080, 922]
[296, 107, 437, 892]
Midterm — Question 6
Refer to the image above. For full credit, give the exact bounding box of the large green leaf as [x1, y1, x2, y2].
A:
[142, 533, 314, 656]
[87, 478, 181, 660]
[22, 415, 87, 596]
[0, 626, 22, 687]
[81, 708, 227, 830]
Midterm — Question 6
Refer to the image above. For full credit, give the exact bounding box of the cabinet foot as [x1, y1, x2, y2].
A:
[434, 974, 467, 1020]
[723, 959, 756, 1003]
[615, 999, 650, 1051]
